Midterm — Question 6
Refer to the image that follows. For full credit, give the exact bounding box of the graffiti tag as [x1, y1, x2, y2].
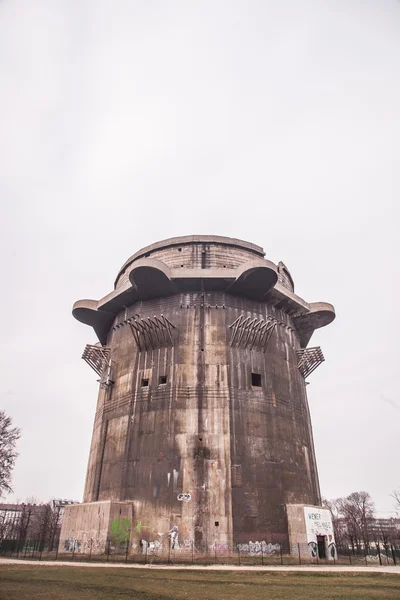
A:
[177, 493, 191, 502]
[237, 541, 280, 555]
[110, 517, 131, 544]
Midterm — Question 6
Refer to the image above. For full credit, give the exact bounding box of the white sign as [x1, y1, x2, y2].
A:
[304, 507, 335, 545]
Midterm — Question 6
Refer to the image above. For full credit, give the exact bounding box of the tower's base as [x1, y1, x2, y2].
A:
[58, 500, 335, 560]
[59, 501, 133, 555]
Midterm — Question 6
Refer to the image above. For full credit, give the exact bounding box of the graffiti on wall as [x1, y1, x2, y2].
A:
[141, 538, 162, 554]
[140, 526, 181, 554]
[169, 525, 179, 549]
[177, 493, 191, 502]
[134, 521, 152, 535]
[64, 538, 80, 552]
[110, 518, 131, 544]
[304, 507, 336, 559]
[237, 541, 280, 555]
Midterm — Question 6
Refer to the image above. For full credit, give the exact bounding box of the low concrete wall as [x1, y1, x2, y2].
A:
[286, 503, 336, 560]
[59, 501, 133, 555]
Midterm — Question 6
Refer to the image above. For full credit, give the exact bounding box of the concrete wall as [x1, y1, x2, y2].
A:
[82, 293, 318, 552]
[59, 501, 133, 554]
[286, 504, 336, 559]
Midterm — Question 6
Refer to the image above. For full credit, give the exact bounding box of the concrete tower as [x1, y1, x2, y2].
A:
[60, 236, 335, 558]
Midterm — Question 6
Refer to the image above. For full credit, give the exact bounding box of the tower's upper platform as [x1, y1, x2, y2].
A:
[73, 235, 335, 347]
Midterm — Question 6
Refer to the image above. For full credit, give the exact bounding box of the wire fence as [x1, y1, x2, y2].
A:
[1, 539, 399, 567]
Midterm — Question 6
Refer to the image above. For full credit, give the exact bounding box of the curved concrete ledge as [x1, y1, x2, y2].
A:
[228, 259, 278, 300]
[293, 302, 336, 347]
[72, 299, 99, 322]
[73, 255, 335, 347]
[128, 258, 176, 299]
[115, 235, 265, 288]
[72, 300, 115, 346]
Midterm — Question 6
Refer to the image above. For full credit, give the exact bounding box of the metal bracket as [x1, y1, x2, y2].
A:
[128, 314, 176, 351]
[82, 344, 113, 386]
[297, 346, 325, 379]
[229, 315, 277, 352]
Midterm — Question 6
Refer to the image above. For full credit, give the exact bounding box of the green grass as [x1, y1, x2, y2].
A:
[0, 565, 399, 600]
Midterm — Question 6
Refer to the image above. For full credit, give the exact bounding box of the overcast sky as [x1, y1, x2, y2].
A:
[1, 1, 399, 517]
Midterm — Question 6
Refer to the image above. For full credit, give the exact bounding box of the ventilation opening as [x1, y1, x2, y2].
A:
[178, 247, 182, 252]
[159, 375, 167, 385]
[141, 378, 149, 387]
[201, 251, 207, 269]
[251, 373, 262, 387]
[214, 521, 219, 527]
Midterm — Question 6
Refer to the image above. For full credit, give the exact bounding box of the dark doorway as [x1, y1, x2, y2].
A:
[317, 535, 326, 559]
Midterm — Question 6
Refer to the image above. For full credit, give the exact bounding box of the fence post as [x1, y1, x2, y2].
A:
[377, 542, 382, 566]
[125, 539, 129, 563]
[238, 546, 241, 566]
[144, 545, 147, 565]
[391, 544, 396, 566]
[72, 540, 76, 561]
[298, 543, 301, 565]
[168, 537, 171, 564]
[364, 546, 368, 566]
[280, 544, 283, 565]
[24, 542, 28, 559]
[106, 539, 110, 562]
[261, 548, 264, 566]
[55, 541, 58, 561]
[192, 540, 194, 565]
[89, 539, 92, 562]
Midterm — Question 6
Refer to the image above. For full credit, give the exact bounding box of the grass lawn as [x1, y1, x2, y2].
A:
[0, 565, 399, 600]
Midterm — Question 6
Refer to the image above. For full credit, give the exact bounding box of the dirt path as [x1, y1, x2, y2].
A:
[1, 558, 399, 574]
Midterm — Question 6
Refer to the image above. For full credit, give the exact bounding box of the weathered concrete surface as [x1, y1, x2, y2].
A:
[60, 501, 132, 554]
[64, 236, 335, 555]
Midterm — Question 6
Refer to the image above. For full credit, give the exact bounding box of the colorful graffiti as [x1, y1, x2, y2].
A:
[110, 518, 131, 544]
[134, 521, 152, 535]
[64, 538, 80, 552]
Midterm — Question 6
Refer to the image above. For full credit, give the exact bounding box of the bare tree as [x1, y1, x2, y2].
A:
[325, 491, 376, 553]
[0, 410, 21, 497]
[391, 489, 400, 514]
[322, 497, 347, 548]
[338, 491, 375, 552]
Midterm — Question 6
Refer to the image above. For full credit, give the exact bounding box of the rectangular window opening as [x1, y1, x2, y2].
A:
[251, 373, 262, 387]
[159, 375, 167, 385]
[141, 378, 149, 387]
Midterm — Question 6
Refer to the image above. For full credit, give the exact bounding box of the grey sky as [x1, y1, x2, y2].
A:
[1, 1, 399, 517]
